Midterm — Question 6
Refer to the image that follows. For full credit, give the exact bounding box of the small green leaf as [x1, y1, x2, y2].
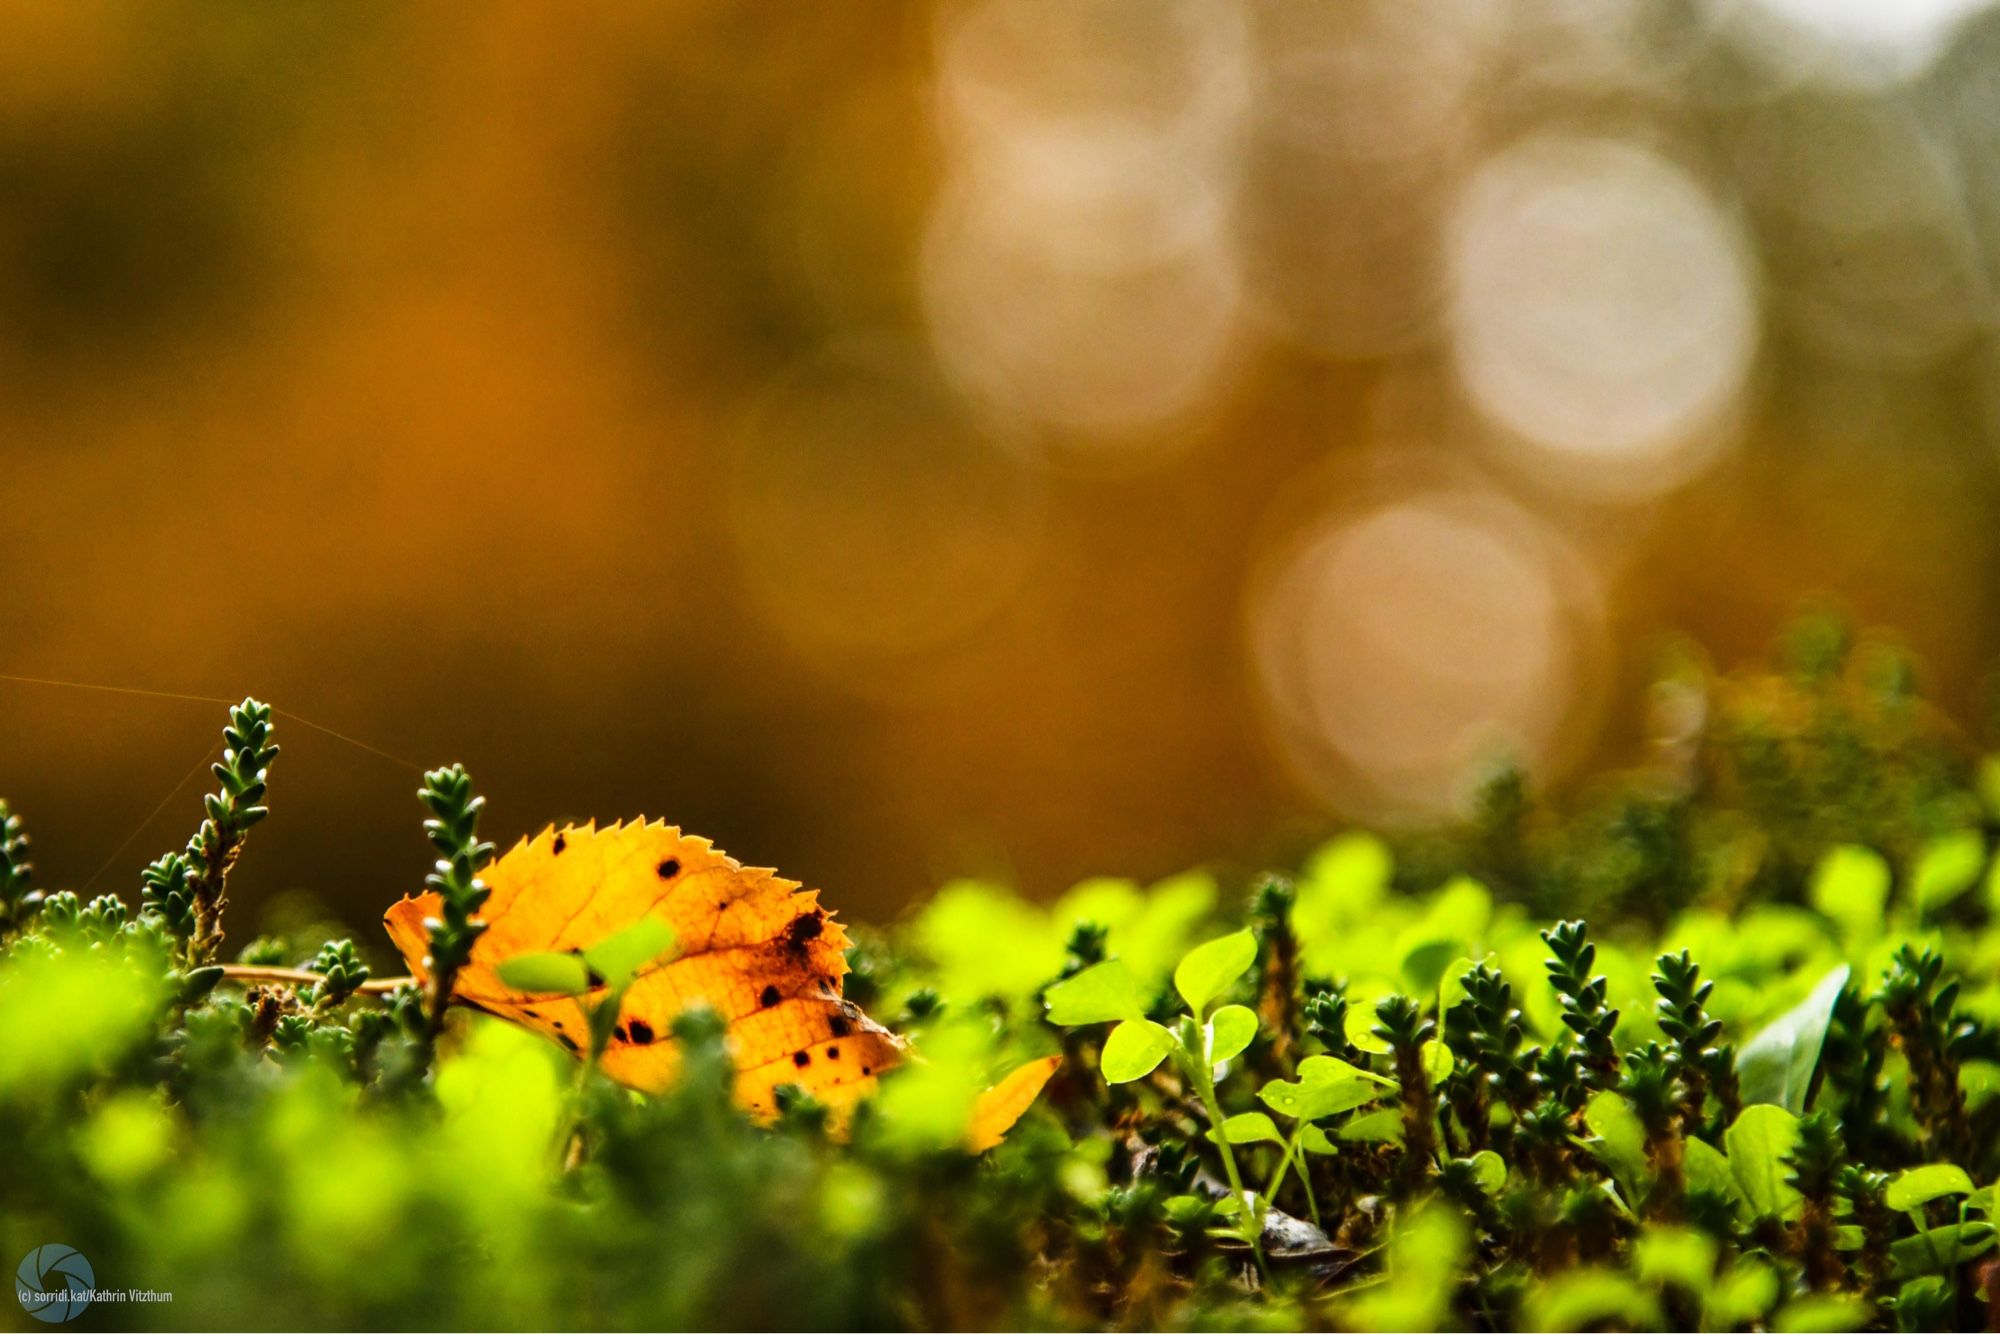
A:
[178, 966, 225, 1004]
[1726, 1104, 1804, 1220]
[1524, 1268, 1661, 1333]
[1912, 829, 1985, 913]
[1344, 997, 1391, 1054]
[1205, 1004, 1257, 1066]
[1773, 1295, 1871, 1333]
[1300, 1124, 1339, 1155]
[1399, 938, 1461, 996]
[1207, 1111, 1282, 1146]
[1437, 955, 1485, 1020]
[496, 951, 592, 995]
[1736, 964, 1849, 1113]
[1808, 845, 1888, 938]
[1888, 1221, 1995, 1279]
[1584, 1091, 1649, 1193]
[1684, 1136, 1742, 1205]
[1100, 1018, 1174, 1083]
[1044, 960, 1142, 1026]
[1173, 929, 1257, 1016]
[1298, 1053, 1396, 1087]
[1702, 1261, 1778, 1329]
[1338, 1107, 1404, 1144]
[1418, 1038, 1452, 1087]
[1885, 1164, 1976, 1213]
[1465, 1149, 1505, 1195]
[1634, 1226, 1718, 1292]
[1258, 1055, 1392, 1122]
[583, 915, 677, 990]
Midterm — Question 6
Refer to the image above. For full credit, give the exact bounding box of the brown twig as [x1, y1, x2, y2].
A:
[215, 964, 414, 995]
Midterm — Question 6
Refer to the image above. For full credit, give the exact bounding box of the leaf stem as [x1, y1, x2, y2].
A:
[1179, 1036, 1269, 1281]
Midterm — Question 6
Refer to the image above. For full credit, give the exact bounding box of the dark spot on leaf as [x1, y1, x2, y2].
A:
[786, 911, 824, 951]
[628, 1019, 654, 1045]
[557, 1033, 579, 1052]
[760, 984, 781, 1008]
[829, 1016, 850, 1037]
[861, 1065, 871, 1077]
[793, 1050, 810, 1067]
[613, 1024, 628, 1042]
[552, 833, 566, 855]
[657, 858, 680, 879]
[826, 1045, 840, 1060]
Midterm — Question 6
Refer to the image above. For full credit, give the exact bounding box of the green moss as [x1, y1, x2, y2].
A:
[3, 627, 2000, 1330]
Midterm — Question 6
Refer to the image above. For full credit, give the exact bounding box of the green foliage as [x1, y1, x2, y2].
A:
[179, 698, 279, 963]
[416, 763, 494, 1048]
[302, 938, 369, 1009]
[1738, 963, 1849, 1114]
[0, 798, 38, 932]
[6, 636, 2000, 1329]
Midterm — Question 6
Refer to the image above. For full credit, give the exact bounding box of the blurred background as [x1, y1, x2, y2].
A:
[6, 0, 2000, 933]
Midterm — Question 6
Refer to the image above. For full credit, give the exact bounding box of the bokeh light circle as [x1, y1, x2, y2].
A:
[1719, 0, 1994, 89]
[1446, 133, 1759, 501]
[1248, 474, 1608, 817]
[1233, 0, 1501, 360]
[921, 0, 1249, 454]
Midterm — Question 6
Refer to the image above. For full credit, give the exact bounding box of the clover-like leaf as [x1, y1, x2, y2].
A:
[1725, 1104, 1803, 1220]
[1912, 830, 1986, 914]
[1465, 1149, 1506, 1195]
[1173, 929, 1257, 1016]
[583, 915, 677, 991]
[1205, 1004, 1257, 1067]
[1207, 1111, 1282, 1146]
[1258, 1054, 1392, 1122]
[1884, 1164, 1975, 1213]
[1419, 1038, 1452, 1087]
[1100, 1018, 1175, 1083]
[1808, 845, 1888, 939]
[1585, 1091, 1648, 1194]
[1888, 1222, 1995, 1279]
[495, 951, 592, 995]
[1045, 959, 1143, 1026]
[1338, 1107, 1404, 1144]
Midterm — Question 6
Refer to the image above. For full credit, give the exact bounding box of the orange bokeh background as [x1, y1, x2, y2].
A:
[6, 2, 2000, 933]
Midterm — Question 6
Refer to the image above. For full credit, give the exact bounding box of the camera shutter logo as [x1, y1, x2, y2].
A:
[17, 1245, 94, 1324]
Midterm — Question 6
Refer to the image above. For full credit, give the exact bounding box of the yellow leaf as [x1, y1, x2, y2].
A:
[384, 818, 1054, 1152]
[385, 819, 900, 1119]
[966, 1056, 1061, 1152]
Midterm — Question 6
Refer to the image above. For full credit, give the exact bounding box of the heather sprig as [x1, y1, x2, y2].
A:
[1373, 992, 1439, 1179]
[1877, 944, 1971, 1160]
[0, 798, 38, 932]
[303, 937, 370, 1009]
[1446, 962, 1536, 1118]
[416, 763, 494, 1049]
[1619, 1041, 1686, 1212]
[1652, 949, 1734, 1131]
[173, 698, 279, 963]
[1543, 920, 1620, 1087]
[1784, 1110, 1847, 1291]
